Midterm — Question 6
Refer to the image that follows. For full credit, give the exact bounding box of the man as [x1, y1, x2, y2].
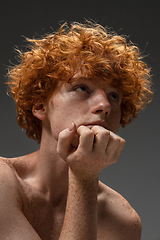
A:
[0, 21, 153, 239]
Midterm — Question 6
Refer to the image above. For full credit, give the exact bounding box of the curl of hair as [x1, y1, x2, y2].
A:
[7, 21, 153, 143]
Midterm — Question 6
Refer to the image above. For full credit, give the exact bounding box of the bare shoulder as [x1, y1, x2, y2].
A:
[97, 181, 142, 240]
[0, 156, 26, 208]
[0, 156, 22, 228]
[0, 156, 41, 239]
[0, 156, 18, 180]
[0, 156, 22, 202]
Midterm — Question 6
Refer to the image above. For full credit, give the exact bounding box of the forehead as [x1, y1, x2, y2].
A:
[52, 70, 122, 98]
[70, 70, 112, 87]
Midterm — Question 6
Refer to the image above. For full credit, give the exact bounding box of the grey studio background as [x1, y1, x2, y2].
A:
[0, 1, 159, 239]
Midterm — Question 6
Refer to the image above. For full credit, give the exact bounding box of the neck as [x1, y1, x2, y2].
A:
[25, 134, 69, 204]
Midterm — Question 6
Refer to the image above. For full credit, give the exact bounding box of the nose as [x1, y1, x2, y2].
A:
[91, 89, 111, 115]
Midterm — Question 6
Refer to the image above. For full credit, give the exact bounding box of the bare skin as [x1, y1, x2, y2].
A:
[0, 73, 142, 239]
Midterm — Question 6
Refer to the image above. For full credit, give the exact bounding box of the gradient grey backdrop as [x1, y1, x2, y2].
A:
[0, 1, 159, 239]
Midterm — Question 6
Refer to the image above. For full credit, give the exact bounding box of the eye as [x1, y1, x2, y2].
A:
[108, 92, 121, 103]
[74, 85, 90, 93]
[111, 92, 119, 100]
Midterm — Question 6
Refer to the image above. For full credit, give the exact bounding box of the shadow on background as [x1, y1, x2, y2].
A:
[0, 1, 159, 239]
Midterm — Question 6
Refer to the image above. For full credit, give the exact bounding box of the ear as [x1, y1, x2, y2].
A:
[32, 102, 47, 120]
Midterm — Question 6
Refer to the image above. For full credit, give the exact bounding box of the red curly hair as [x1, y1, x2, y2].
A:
[7, 21, 153, 143]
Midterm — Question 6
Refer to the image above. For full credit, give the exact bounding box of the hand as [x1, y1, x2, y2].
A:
[57, 123, 125, 181]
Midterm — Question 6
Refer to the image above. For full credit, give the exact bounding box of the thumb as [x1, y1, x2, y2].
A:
[57, 123, 77, 160]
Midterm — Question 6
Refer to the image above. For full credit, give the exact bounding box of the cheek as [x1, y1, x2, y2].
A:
[48, 108, 75, 140]
[110, 109, 121, 133]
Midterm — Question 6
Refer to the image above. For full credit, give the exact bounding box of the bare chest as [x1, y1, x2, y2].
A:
[18, 177, 65, 240]
[22, 193, 115, 240]
[19, 179, 126, 240]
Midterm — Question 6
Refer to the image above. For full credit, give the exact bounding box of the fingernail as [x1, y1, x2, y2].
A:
[67, 123, 75, 131]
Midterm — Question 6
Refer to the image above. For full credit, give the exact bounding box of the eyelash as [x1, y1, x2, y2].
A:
[108, 92, 120, 102]
[73, 85, 121, 103]
[74, 85, 90, 93]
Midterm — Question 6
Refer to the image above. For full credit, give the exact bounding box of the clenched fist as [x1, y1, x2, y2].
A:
[57, 123, 125, 181]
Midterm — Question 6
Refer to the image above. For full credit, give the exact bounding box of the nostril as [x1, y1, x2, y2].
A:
[105, 111, 109, 115]
[95, 109, 102, 113]
[95, 108, 109, 115]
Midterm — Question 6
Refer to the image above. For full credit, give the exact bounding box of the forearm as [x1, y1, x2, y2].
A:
[59, 168, 98, 240]
[57, 124, 125, 240]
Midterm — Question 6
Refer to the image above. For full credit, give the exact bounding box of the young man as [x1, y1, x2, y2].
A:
[0, 22, 153, 239]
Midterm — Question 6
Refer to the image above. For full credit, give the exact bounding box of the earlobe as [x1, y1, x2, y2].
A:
[32, 103, 47, 120]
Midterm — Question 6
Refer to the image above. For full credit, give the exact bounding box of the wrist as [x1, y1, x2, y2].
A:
[68, 168, 99, 192]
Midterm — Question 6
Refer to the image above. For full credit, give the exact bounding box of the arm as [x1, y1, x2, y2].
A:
[0, 160, 41, 240]
[60, 169, 98, 240]
[57, 124, 125, 240]
[97, 184, 142, 240]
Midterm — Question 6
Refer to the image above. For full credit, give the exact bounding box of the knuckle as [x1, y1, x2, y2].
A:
[117, 137, 125, 148]
[59, 130, 65, 137]
[113, 135, 122, 145]
[103, 129, 110, 137]
[85, 129, 94, 137]
[58, 130, 65, 139]
[93, 126, 110, 136]
[99, 130, 110, 140]
[82, 131, 94, 142]
[78, 126, 93, 137]
[58, 128, 70, 140]
[116, 137, 121, 144]
[92, 125, 109, 133]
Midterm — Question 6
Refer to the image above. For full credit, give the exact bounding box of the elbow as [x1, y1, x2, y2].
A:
[127, 211, 142, 240]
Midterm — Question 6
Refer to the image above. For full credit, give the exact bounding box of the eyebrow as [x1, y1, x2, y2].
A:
[68, 76, 89, 83]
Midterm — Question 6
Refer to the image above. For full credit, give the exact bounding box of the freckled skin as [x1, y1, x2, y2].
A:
[0, 72, 142, 240]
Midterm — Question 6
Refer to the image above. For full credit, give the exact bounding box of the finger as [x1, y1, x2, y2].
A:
[91, 125, 110, 152]
[76, 125, 95, 151]
[71, 133, 79, 148]
[57, 123, 77, 159]
[105, 132, 126, 164]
